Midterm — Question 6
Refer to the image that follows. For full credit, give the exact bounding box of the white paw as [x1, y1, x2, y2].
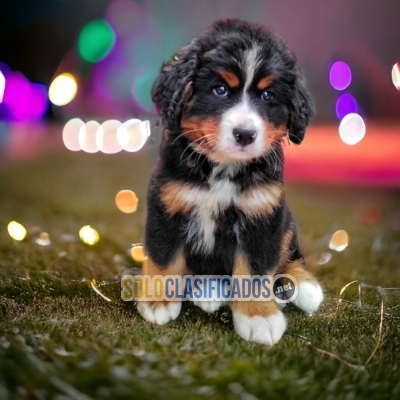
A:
[292, 281, 323, 314]
[137, 301, 181, 325]
[193, 300, 224, 313]
[233, 311, 287, 346]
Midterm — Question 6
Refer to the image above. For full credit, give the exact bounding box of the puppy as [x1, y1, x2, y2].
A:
[137, 19, 323, 346]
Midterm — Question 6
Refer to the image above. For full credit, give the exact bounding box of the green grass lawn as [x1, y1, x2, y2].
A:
[1, 137, 400, 399]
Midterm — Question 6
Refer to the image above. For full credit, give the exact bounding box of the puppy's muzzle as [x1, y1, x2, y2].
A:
[233, 127, 257, 146]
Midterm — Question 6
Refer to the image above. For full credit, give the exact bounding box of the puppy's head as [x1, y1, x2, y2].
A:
[152, 19, 314, 163]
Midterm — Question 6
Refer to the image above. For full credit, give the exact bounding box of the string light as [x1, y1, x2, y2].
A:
[48, 73, 77, 106]
[79, 226, 100, 245]
[7, 221, 27, 241]
[115, 190, 138, 213]
[339, 113, 366, 145]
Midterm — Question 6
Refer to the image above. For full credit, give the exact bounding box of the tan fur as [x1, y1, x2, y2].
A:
[141, 251, 188, 305]
[160, 181, 194, 215]
[236, 182, 282, 217]
[257, 75, 274, 90]
[263, 123, 287, 146]
[278, 230, 294, 268]
[279, 259, 316, 284]
[219, 70, 240, 88]
[231, 252, 280, 317]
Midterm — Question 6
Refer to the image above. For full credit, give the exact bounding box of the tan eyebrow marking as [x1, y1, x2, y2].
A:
[257, 75, 275, 90]
[219, 70, 240, 88]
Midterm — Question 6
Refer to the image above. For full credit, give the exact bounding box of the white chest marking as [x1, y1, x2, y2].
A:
[175, 165, 281, 254]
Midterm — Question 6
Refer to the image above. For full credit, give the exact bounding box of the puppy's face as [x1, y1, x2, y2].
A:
[153, 20, 314, 164]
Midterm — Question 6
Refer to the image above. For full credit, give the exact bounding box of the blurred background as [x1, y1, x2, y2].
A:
[1, 4, 400, 396]
[0, 0, 400, 185]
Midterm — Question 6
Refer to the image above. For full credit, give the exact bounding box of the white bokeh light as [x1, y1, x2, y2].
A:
[62, 118, 84, 151]
[118, 119, 149, 152]
[79, 121, 100, 153]
[338, 113, 366, 145]
[96, 119, 123, 154]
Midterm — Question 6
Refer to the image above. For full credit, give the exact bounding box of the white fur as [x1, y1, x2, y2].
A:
[193, 300, 225, 313]
[233, 310, 287, 346]
[292, 281, 323, 315]
[218, 98, 265, 161]
[137, 301, 181, 325]
[177, 166, 280, 253]
[243, 46, 262, 92]
[215, 46, 266, 162]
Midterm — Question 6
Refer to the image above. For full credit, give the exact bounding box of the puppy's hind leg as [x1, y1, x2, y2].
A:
[137, 250, 187, 325]
[280, 260, 323, 315]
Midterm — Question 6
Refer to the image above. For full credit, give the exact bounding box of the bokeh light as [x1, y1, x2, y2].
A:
[48, 73, 77, 106]
[2, 72, 48, 120]
[391, 62, 400, 90]
[78, 20, 116, 63]
[131, 245, 145, 262]
[96, 119, 123, 154]
[118, 119, 149, 152]
[329, 230, 349, 252]
[339, 113, 366, 145]
[7, 221, 27, 241]
[35, 232, 51, 246]
[63, 118, 84, 151]
[132, 71, 158, 112]
[115, 190, 138, 213]
[79, 121, 100, 153]
[329, 61, 352, 90]
[79, 225, 100, 245]
[335, 93, 358, 120]
[0, 70, 5, 103]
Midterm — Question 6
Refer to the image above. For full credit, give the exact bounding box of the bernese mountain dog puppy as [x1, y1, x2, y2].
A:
[137, 19, 323, 346]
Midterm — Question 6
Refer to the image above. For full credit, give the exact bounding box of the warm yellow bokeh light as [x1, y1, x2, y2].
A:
[131, 245, 145, 262]
[7, 221, 27, 241]
[35, 232, 51, 246]
[115, 190, 138, 213]
[79, 225, 100, 245]
[392, 63, 400, 91]
[329, 230, 349, 252]
[49, 73, 78, 106]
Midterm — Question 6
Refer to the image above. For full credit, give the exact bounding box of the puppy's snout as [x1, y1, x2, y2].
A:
[233, 128, 257, 146]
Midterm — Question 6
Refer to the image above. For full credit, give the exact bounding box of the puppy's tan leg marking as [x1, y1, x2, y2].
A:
[231, 252, 287, 346]
[137, 251, 187, 325]
[280, 259, 323, 315]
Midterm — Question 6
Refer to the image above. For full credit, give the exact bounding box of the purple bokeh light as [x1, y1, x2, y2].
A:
[336, 92, 358, 120]
[1, 71, 48, 120]
[329, 61, 352, 90]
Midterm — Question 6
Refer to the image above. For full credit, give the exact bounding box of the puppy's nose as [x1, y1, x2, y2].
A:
[233, 128, 257, 146]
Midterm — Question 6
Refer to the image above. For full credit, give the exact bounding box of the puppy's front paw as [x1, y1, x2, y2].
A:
[137, 301, 181, 325]
[193, 300, 225, 313]
[233, 311, 287, 346]
[292, 281, 323, 315]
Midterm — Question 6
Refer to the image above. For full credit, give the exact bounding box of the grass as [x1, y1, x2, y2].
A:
[1, 134, 400, 399]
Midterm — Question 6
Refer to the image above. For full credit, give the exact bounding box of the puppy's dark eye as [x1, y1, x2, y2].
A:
[261, 90, 273, 102]
[213, 85, 228, 97]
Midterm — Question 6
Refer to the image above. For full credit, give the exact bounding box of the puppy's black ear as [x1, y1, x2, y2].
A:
[152, 42, 199, 129]
[288, 70, 314, 144]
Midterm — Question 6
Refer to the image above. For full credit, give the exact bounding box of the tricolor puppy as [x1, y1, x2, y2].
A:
[137, 19, 323, 346]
